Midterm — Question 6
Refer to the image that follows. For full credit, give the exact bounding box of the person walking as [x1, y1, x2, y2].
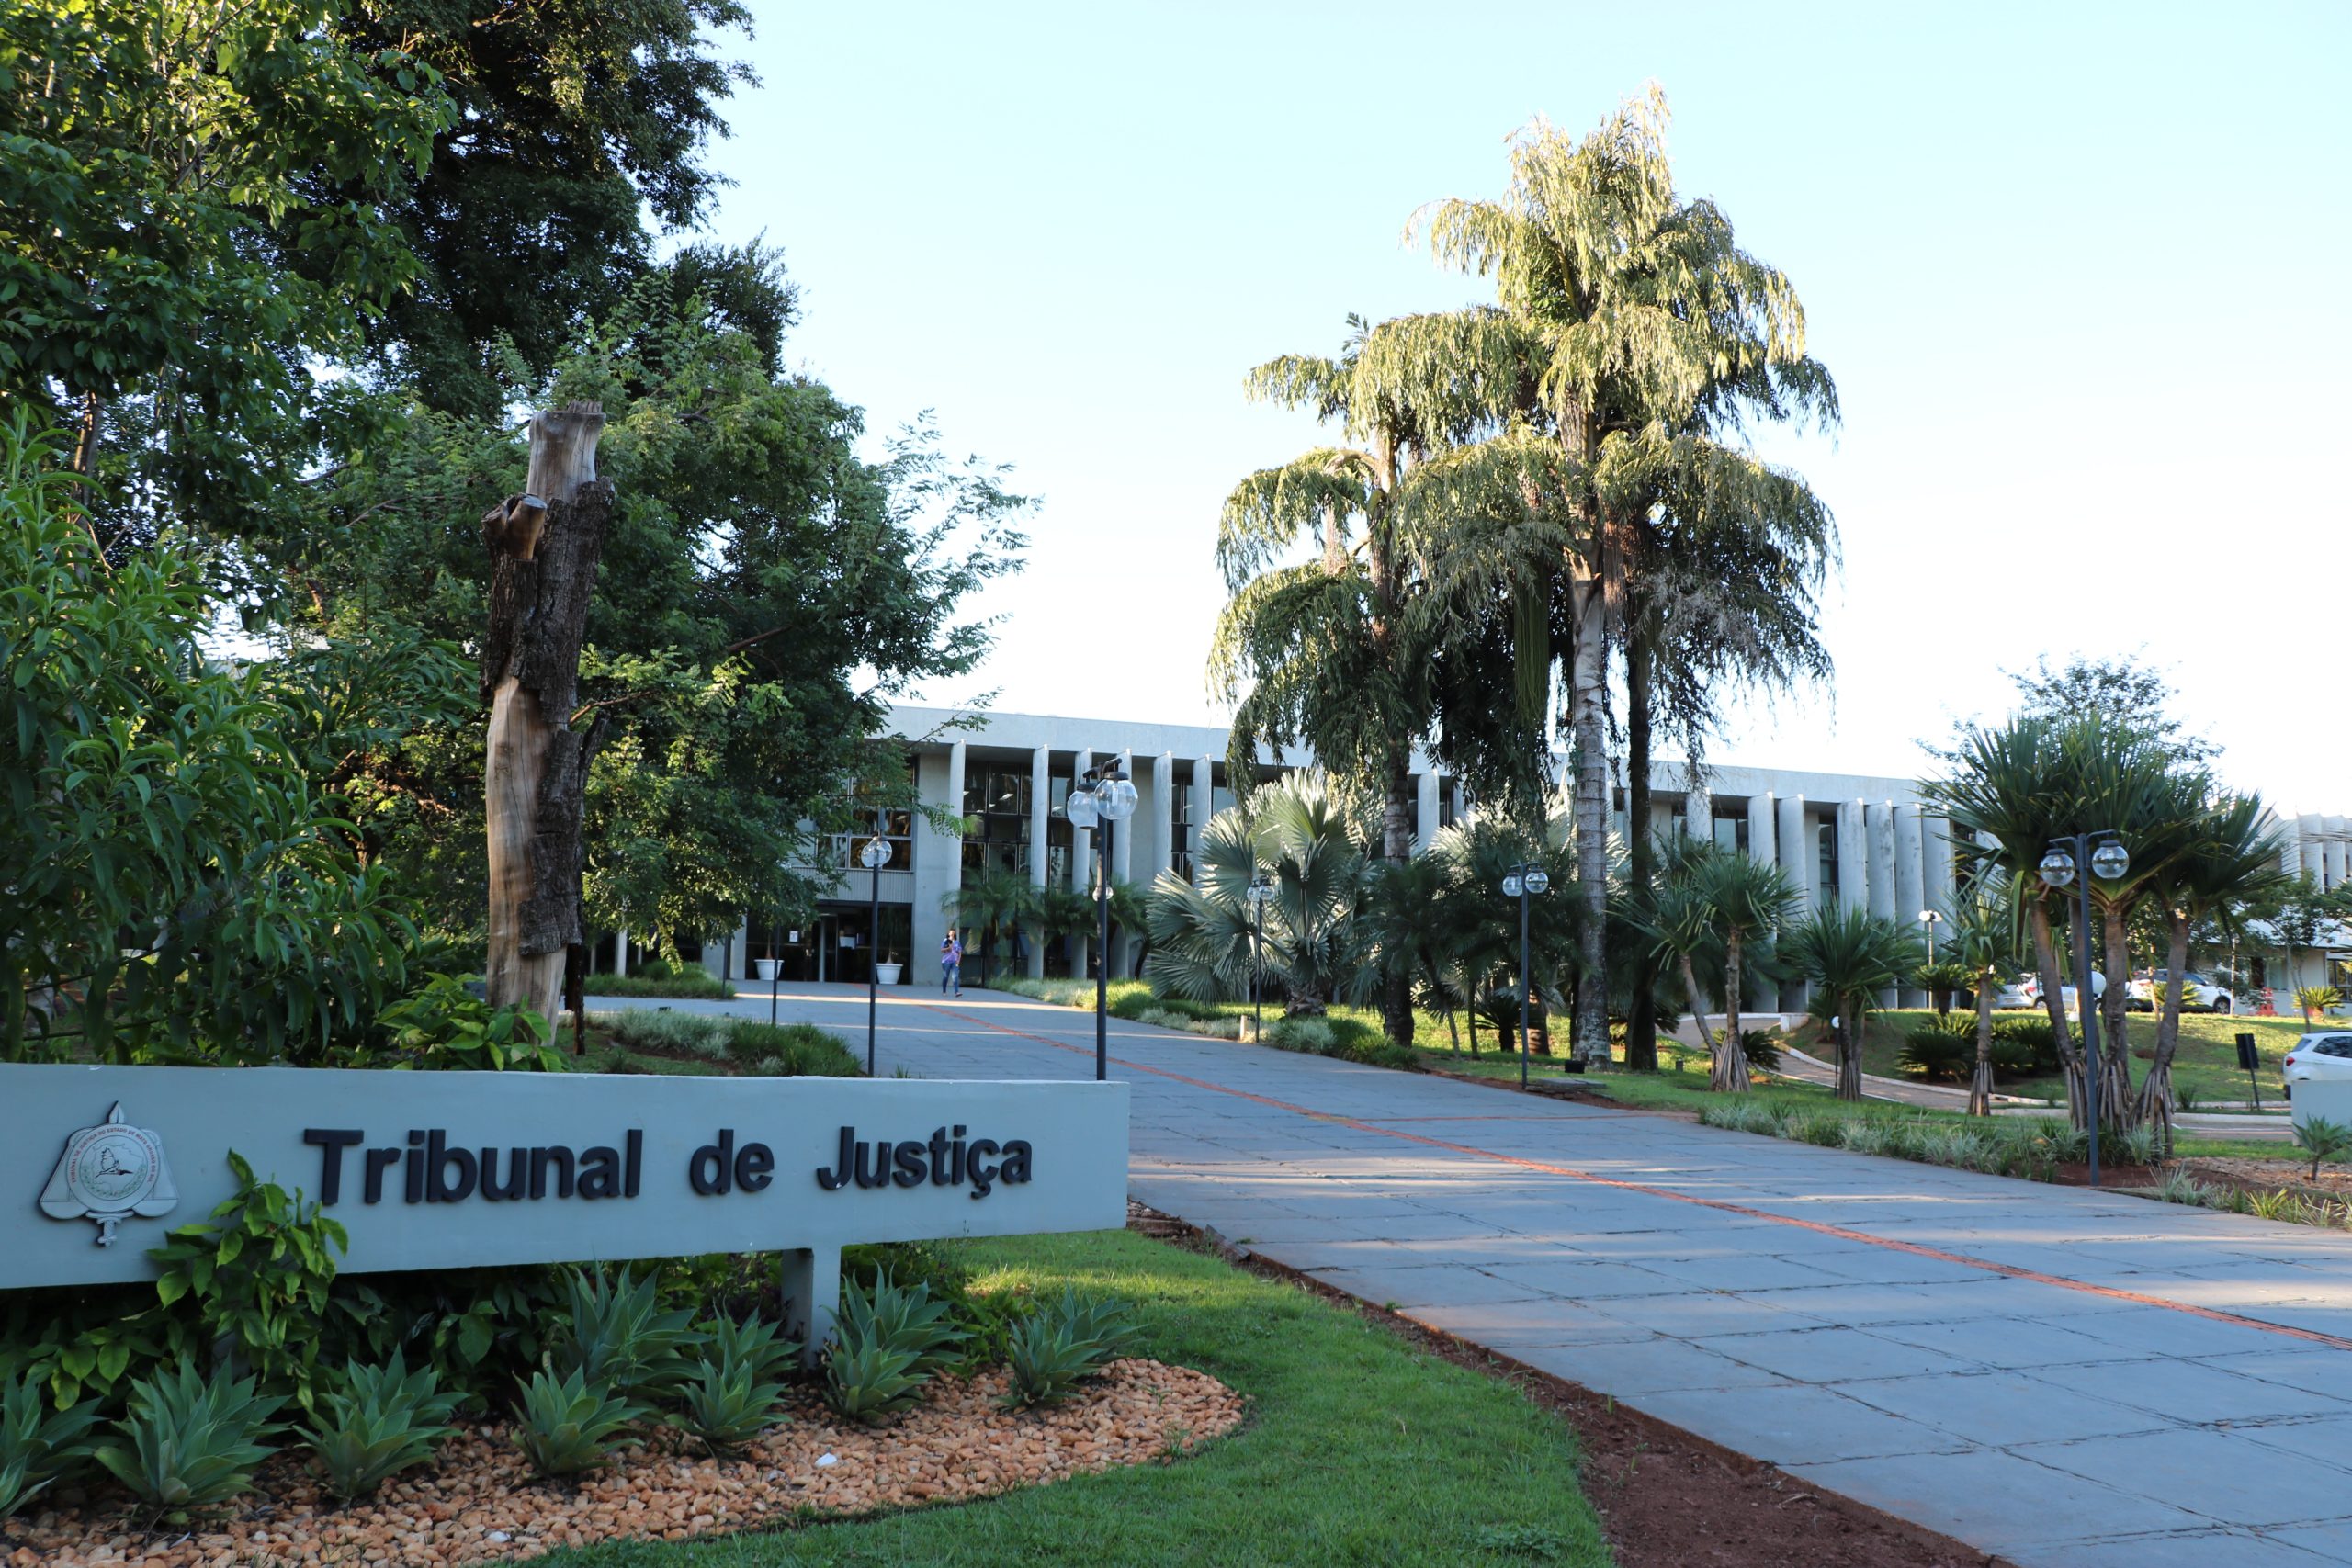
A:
[940, 929, 963, 997]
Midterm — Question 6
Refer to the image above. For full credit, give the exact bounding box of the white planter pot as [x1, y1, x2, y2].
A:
[754, 958, 779, 982]
[876, 963, 903, 986]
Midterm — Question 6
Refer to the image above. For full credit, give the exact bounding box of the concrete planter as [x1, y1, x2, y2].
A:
[876, 963, 903, 987]
[755, 958, 779, 982]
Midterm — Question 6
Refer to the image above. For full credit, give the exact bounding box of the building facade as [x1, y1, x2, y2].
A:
[697, 705, 1979, 1010]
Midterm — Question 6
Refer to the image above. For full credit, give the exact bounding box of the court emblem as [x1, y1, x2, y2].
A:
[39, 1103, 178, 1247]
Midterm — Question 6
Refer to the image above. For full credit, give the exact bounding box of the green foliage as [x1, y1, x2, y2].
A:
[673, 1318, 799, 1455]
[1898, 1016, 1974, 1082]
[0, 434, 425, 1063]
[0, 1373, 102, 1521]
[292, 1351, 463, 1500]
[548, 1268, 700, 1402]
[584, 970, 737, 1000]
[368, 973, 560, 1070]
[513, 1368, 643, 1478]
[833, 1273, 967, 1375]
[1736, 1029, 1783, 1073]
[2293, 1116, 2352, 1182]
[92, 1359, 285, 1517]
[722, 1021, 864, 1077]
[820, 1335, 926, 1427]
[2301, 987, 2345, 1023]
[1002, 1290, 1136, 1409]
[148, 1153, 346, 1407]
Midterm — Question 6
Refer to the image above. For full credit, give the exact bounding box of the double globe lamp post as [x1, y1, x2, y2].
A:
[1065, 764, 1137, 1082]
[1501, 861, 1551, 1089]
[859, 830, 891, 1076]
[2038, 831, 2131, 1188]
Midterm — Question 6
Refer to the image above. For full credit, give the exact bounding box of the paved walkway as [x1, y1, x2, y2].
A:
[599, 985, 2352, 1566]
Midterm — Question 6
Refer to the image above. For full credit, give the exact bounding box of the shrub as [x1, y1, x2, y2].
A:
[1736, 1029, 1782, 1073]
[602, 1008, 728, 1055]
[0, 1374, 101, 1521]
[1898, 1025, 1973, 1083]
[723, 1021, 863, 1077]
[1836, 1119, 1894, 1157]
[589, 969, 737, 1000]
[820, 1337, 925, 1426]
[1990, 1017, 2062, 1074]
[1003, 1290, 1135, 1409]
[94, 1359, 285, 1517]
[1262, 1016, 1336, 1054]
[673, 1319, 797, 1455]
[371, 973, 561, 1071]
[2156, 1168, 2212, 1206]
[548, 1267, 701, 1401]
[2293, 1116, 2352, 1181]
[832, 1274, 966, 1375]
[512, 1369, 641, 1477]
[294, 1351, 463, 1500]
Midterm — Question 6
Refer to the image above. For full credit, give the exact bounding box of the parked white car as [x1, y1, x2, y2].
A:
[2282, 1032, 2352, 1095]
[1990, 977, 2035, 1010]
[2019, 973, 2104, 1010]
[2126, 970, 2235, 1014]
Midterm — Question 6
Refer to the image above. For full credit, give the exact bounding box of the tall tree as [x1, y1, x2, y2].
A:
[1941, 872, 2026, 1116]
[1213, 311, 1521, 1046]
[1785, 907, 1921, 1101]
[1408, 89, 1837, 1066]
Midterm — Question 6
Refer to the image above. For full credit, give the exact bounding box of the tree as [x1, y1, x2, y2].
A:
[1942, 873, 2025, 1116]
[1643, 841, 1796, 1092]
[0, 426, 421, 1062]
[0, 0, 451, 551]
[2003, 654, 2218, 767]
[2136, 794, 2287, 1150]
[1408, 89, 1837, 1066]
[1784, 908, 1921, 1101]
[944, 867, 1035, 989]
[1214, 312, 1521, 1047]
[1145, 776, 1376, 1015]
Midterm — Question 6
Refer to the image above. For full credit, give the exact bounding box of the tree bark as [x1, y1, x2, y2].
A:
[1835, 1008, 1863, 1100]
[1968, 971, 1996, 1116]
[1624, 631, 1658, 1071]
[483, 403, 611, 1024]
[1567, 572, 1610, 1066]
[2135, 910, 2193, 1154]
[2030, 897, 2088, 1128]
[2098, 905, 2137, 1122]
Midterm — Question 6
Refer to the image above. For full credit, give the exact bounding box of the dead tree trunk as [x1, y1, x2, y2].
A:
[482, 404, 611, 1024]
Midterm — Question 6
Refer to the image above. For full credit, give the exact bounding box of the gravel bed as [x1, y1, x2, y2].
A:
[6, 1359, 1242, 1567]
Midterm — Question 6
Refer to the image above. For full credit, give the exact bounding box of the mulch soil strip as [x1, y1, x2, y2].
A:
[6, 1359, 1242, 1567]
[1126, 1203, 2004, 1567]
[2181, 1156, 2352, 1205]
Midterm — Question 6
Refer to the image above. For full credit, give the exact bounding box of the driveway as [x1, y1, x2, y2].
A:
[598, 984, 2352, 1566]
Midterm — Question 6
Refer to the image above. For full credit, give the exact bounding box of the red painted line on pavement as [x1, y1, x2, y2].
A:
[912, 999, 2352, 1354]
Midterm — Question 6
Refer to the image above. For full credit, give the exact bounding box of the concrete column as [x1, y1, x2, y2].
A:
[2278, 811, 2304, 881]
[1150, 752, 1174, 885]
[1895, 805, 1928, 1005]
[1683, 780, 1711, 846]
[1190, 758, 1213, 886]
[1865, 803, 1896, 920]
[1416, 770, 1441, 852]
[2327, 816, 2348, 891]
[1775, 795, 1809, 1011]
[1069, 748, 1092, 980]
[1775, 795, 1811, 916]
[1747, 792, 1778, 871]
[616, 927, 629, 976]
[2302, 813, 2327, 883]
[1923, 815, 1956, 923]
[1838, 800, 1868, 913]
[1026, 746, 1049, 977]
[729, 918, 750, 981]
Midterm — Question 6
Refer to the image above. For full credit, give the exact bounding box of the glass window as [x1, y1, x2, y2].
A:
[1713, 814, 1748, 855]
[835, 806, 913, 874]
[1816, 820, 1840, 908]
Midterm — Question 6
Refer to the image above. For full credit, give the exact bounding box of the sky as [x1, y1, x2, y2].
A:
[700, 2, 2350, 806]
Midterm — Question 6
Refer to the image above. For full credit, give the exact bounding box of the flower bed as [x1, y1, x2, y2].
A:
[6, 1359, 1241, 1567]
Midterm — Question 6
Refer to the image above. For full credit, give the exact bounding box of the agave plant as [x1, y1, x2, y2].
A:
[512, 1369, 642, 1478]
[1002, 1290, 1136, 1409]
[549, 1266, 701, 1400]
[0, 1373, 102, 1521]
[295, 1351, 464, 1500]
[93, 1360, 285, 1518]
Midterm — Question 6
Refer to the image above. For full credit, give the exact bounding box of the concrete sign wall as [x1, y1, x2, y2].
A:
[3, 1065, 1128, 1337]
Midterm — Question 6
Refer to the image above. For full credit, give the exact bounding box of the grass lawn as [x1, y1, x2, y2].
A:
[1849, 1008, 2310, 1107]
[541, 1228, 1612, 1568]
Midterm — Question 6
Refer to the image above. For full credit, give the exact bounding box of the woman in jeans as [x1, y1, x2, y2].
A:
[940, 929, 963, 997]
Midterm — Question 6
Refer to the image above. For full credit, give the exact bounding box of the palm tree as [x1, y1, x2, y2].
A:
[1408, 89, 1838, 1067]
[1690, 849, 1801, 1091]
[1213, 313, 1521, 1048]
[1784, 907, 1922, 1101]
[1642, 854, 1726, 1074]
[2135, 795, 2288, 1150]
[1145, 775, 1376, 1015]
[1363, 852, 1470, 1051]
[1942, 872, 2026, 1116]
[943, 866, 1035, 989]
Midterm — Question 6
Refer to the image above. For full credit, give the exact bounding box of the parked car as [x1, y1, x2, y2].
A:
[2282, 1032, 2352, 1097]
[2126, 970, 2235, 1014]
[1990, 977, 2035, 1010]
[2018, 973, 2104, 1010]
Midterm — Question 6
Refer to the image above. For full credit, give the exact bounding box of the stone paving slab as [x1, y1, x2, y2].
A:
[596, 986, 2352, 1565]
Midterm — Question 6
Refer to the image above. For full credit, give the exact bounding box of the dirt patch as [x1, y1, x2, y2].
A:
[2183, 1156, 2352, 1204]
[6, 1360, 1241, 1567]
[1132, 1204, 2000, 1568]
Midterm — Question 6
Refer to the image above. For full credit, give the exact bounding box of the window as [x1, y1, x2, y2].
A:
[1713, 813, 1748, 855]
[835, 807, 913, 874]
[962, 769, 1032, 876]
[1170, 768, 1194, 878]
[1816, 820, 1840, 908]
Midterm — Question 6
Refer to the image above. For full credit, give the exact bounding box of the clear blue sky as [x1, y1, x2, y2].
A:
[702, 2, 2349, 807]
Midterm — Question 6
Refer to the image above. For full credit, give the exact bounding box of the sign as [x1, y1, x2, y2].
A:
[3, 1066, 1127, 1340]
[2236, 1032, 2262, 1074]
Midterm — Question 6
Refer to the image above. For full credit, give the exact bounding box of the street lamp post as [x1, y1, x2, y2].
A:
[1918, 908, 1943, 965]
[859, 829, 892, 1077]
[2039, 832, 2130, 1188]
[1067, 764, 1137, 1082]
[1245, 873, 1275, 1038]
[1501, 861, 1552, 1090]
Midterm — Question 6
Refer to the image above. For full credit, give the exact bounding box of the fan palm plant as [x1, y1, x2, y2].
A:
[1783, 907, 1922, 1101]
[1942, 872, 2026, 1116]
[2135, 794, 2288, 1150]
[943, 867, 1035, 989]
[1689, 849, 1800, 1089]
